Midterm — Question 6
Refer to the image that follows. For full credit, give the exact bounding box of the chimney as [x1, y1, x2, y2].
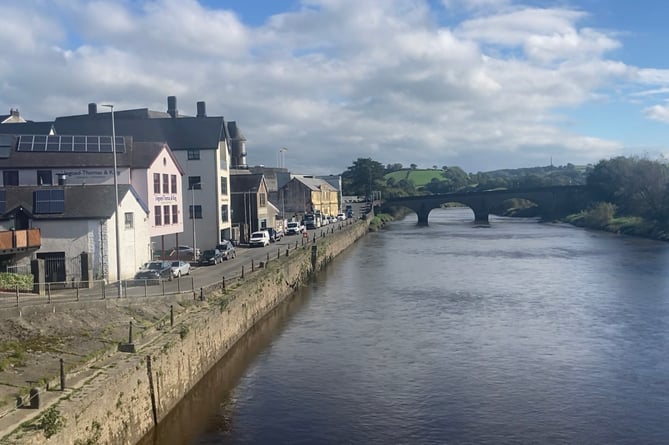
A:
[88, 103, 97, 116]
[58, 174, 67, 186]
[10, 108, 19, 118]
[167, 96, 178, 118]
[196, 101, 206, 118]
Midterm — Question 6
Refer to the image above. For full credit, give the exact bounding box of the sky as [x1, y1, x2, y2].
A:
[3, 0, 669, 175]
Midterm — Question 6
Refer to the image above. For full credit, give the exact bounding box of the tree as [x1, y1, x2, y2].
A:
[341, 158, 386, 196]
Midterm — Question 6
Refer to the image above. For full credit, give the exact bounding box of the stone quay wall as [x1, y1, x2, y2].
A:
[19, 220, 368, 445]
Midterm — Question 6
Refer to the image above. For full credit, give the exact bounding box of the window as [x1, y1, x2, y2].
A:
[0, 190, 5, 213]
[187, 149, 200, 160]
[124, 212, 134, 229]
[153, 173, 160, 193]
[188, 176, 201, 190]
[172, 205, 179, 224]
[37, 170, 52, 185]
[189, 205, 202, 219]
[163, 205, 171, 224]
[154, 206, 162, 226]
[162, 174, 169, 193]
[220, 204, 229, 222]
[259, 193, 266, 206]
[171, 175, 177, 194]
[33, 189, 64, 214]
[3, 171, 18, 186]
[220, 176, 228, 195]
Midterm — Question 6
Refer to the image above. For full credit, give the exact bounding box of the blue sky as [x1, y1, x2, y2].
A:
[2, 0, 669, 174]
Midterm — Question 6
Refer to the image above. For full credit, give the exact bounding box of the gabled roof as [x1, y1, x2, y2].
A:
[0, 185, 146, 220]
[292, 176, 337, 191]
[0, 138, 183, 174]
[54, 114, 227, 150]
[0, 121, 54, 135]
[230, 173, 264, 192]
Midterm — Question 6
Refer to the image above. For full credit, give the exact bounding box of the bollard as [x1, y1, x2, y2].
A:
[102, 282, 106, 299]
[312, 233, 316, 243]
[144, 279, 148, 297]
[15, 286, 19, 307]
[47, 283, 51, 303]
[286, 248, 289, 257]
[241, 265, 245, 279]
[170, 305, 174, 326]
[129, 321, 133, 344]
[60, 358, 65, 391]
[252, 259, 255, 272]
[221, 276, 226, 292]
[200, 287, 204, 301]
[162, 279, 166, 296]
[296, 240, 298, 249]
[267, 252, 270, 264]
[177, 277, 181, 293]
[29, 388, 39, 409]
[76, 286, 79, 301]
[277, 248, 280, 259]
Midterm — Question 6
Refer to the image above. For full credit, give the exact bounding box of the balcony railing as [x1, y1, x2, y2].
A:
[0, 228, 41, 251]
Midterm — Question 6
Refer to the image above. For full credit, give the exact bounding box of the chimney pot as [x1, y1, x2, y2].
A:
[167, 96, 178, 118]
[196, 101, 206, 118]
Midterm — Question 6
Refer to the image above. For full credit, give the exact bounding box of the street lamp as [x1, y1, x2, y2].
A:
[190, 182, 201, 261]
[101, 104, 122, 298]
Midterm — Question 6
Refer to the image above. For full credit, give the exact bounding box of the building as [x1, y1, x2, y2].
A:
[281, 176, 339, 220]
[0, 184, 149, 283]
[229, 173, 271, 244]
[53, 97, 234, 250]
[0, 134, 184, 281]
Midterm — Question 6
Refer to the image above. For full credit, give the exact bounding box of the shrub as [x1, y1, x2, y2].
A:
[0, 272, 33, 291]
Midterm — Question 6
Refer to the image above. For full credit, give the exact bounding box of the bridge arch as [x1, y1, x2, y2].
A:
[382, 186, 593, 226]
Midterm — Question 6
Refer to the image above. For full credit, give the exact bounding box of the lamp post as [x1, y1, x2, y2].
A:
[190, 182, 201, 261]
[101, 104, 122, 298]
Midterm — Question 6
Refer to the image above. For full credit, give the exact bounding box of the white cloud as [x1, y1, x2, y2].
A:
[644, 104, 669, 123]
[0, 0, 666, 174]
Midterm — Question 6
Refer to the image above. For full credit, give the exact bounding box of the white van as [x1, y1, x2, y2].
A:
[249, 230, 270, 247]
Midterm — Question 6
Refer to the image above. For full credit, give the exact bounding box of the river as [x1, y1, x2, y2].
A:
[139, 207, 669, 445]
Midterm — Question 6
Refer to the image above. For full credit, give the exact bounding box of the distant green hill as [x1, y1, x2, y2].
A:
[384, 169, 444, 187]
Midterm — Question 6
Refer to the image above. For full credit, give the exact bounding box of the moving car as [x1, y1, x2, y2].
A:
[170, 260, 191, 277]
[249, 230, 271, 247]
[199, 249, 223, 266]
[286, 221, 304, 235]
[215, 240, 236, 260]
[134, 261, 173, 283]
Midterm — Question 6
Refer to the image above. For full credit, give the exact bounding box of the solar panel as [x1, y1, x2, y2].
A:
[34, 189, 65, 214]
[16, 135, 125, 153]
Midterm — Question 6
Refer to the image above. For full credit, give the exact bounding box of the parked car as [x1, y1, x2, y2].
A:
[134, 261, 173, 282]
[170, 260, 191, 277]
[215, 240, 236, 260]
[286, 221, 305, 235]
[172, 245, 201, 259]
[199, 249, 223, 266]
[249, 230, 271, 247]
[267, 227, 283, 242]
[337, 213, 346, 221]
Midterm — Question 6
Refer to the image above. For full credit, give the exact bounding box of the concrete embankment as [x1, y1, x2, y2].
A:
[3, 220, 368, 445]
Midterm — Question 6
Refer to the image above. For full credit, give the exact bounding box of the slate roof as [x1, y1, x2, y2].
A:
[54, 113, 228, 150]
[0, 184, 147, 220]
[293, 176, 337, 191]
[0, 138, 183, 174]
[230, 173, 264, 192]
[0, 121, 54, 135]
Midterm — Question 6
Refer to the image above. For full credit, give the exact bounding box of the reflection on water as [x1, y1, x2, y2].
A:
[141, 208, 669, 445]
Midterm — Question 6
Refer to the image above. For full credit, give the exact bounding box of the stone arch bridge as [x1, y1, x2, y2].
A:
[382, 185, 594, 226]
